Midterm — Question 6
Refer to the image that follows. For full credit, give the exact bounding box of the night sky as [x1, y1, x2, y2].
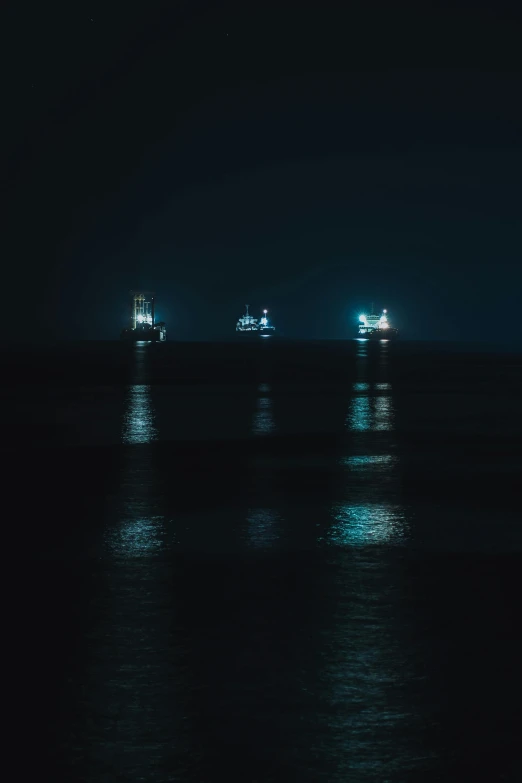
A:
[5, 1, 522, 341]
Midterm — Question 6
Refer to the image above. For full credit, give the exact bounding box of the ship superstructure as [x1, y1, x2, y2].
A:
[258, 309, 275, 335]
[236, 305, 275, 336]
[121, 291, 167, 341]
[358, 306, 398, 339]
[236, 304, 258, 331]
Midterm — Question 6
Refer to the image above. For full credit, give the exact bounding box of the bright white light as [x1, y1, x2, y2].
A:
[263, 309, 267, 314]
[383, 309, 387, 313]
[359, 314, 366, 322]
[137, 315, 144, 323]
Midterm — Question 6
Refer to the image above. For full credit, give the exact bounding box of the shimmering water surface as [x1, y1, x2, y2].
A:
[5, 340, 522, 781]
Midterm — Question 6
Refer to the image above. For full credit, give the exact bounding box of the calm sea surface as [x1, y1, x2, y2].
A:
[5, 340, 522, 781]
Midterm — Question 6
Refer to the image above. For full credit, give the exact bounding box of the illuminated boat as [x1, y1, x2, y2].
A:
[236, 305, 275, 337]
[120, 291, 167, 342]
[358, 306, 398, 339]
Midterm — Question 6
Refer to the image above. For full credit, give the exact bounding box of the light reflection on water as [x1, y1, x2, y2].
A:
[331, 342, 408, 546]
[82, 347, 187, 782]
[121, 384, 158, 445]
[341, 454, 398, 470]
[346, 383, 395, 432]
[252, 383, 276, 435]
[247, 381, 280, 545]
[106, 374, 163, 558]
[246, 507, 281, 548]
[348, 397, 371, 431]
[319, 553, 430, 780]
[329, 503, 409, 546]
[319, 343, 423, 776]
[107, 516, 164, 558]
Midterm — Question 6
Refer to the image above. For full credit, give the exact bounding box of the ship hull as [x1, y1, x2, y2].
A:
[357, 328, 398, 340]
[121, 328, 167, 342]
[235, 330, 276, 339]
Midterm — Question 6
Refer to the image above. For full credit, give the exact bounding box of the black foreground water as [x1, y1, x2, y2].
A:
[5, 340, 522, 782]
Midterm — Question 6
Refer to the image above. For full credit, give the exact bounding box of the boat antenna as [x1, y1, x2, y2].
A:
[245, 304, 249, 315]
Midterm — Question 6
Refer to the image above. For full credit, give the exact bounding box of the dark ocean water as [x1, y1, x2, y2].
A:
[5, 340, 522, 781]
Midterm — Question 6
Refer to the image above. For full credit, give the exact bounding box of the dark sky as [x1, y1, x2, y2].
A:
[5, 0, 522, 340]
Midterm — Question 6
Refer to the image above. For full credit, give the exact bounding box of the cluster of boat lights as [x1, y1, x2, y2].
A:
[135, 306, 393, 337]
[359, 309, 389, 329]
